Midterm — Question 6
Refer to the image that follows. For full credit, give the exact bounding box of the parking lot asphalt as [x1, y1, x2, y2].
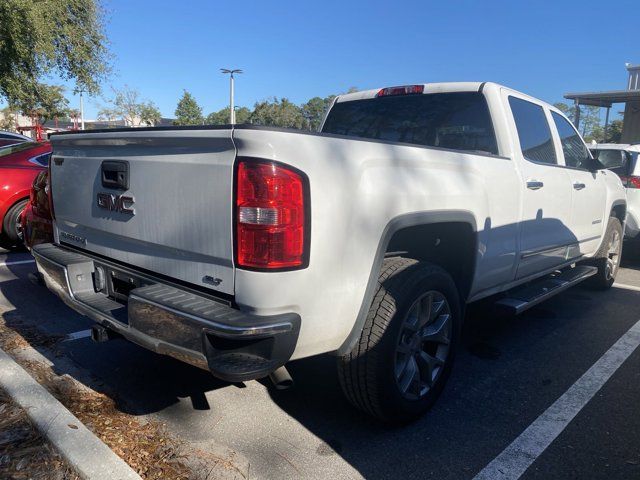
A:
[1, 248, 639, 480]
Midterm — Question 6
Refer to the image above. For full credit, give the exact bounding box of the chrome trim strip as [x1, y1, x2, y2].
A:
[520, 245, 567, 260]
[520, 235, 600, 259]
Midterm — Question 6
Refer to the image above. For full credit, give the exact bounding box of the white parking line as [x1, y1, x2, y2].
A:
[613, 282, 640, 292]
[63, 329, 92, 342]
[0, 259, 35, 267]
[473, 318, 640, 480]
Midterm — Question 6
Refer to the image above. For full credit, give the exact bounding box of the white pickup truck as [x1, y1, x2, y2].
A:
[34, 82, 626, 423]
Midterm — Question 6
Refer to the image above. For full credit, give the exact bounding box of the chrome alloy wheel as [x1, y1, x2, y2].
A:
[394, 291, 452, 400]
[605, 229, 621, 281]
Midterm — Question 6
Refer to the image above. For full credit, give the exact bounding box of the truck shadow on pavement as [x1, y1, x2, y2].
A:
[261, 284, 640, 479]
[2, 259, 640, 479]
[0, 270, 232, 416]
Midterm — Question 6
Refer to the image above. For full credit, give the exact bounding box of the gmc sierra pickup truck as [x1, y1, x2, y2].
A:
[34, 82, 626, 423]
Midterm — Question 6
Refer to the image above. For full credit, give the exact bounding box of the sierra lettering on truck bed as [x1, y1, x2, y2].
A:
[34, 81, 626, 423]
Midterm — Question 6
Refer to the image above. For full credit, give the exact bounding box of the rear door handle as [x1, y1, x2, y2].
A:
[573, 182, 586, 190]
[526, 180, 544, 190]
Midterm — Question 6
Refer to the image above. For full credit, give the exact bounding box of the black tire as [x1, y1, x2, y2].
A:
[0, 199, 28, 250]
[584, 217, 623, 290]
[337, 257, 462, 424]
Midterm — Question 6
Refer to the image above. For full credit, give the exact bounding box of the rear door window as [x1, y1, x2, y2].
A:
[322, 92, 499, 155]
[508, 96, 556, 164]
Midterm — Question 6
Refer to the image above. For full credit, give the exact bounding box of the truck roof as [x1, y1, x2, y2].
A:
[335, 81, 557, 109]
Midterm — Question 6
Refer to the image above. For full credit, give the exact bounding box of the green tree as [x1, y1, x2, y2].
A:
[553, 102, 575, 123]
[206, 106, 251, 125]
[605, 119, 623, 143]
[96, 106, 118, 123]
[139, 102, 162, 126]
[554, 102, 603, 141]
[64, 109, 80, 124]
[301, 96, 335, 131]
[98, 86, 158, 127]
[0, 106, 17, 131]
[584, 124, 604, 144]
[249, 98, 305, 129]
[27, 84, 70, 124]
[174, 90, 203, 125]
[579, 105, 601, 139]
[0, 0, 110, 108]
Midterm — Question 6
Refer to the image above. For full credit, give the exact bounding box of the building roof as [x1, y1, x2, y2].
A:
[564, 89, 640, 107]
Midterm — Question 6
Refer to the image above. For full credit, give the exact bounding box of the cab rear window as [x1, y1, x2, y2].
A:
[322, 92, 499, 155]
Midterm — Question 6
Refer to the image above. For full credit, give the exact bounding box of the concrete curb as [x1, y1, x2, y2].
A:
[0, 347, 141, 480]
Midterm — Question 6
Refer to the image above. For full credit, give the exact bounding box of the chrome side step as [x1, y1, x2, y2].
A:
[495, 265, 598, 315]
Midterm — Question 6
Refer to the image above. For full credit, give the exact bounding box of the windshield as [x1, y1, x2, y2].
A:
[322, 92, 498, 155]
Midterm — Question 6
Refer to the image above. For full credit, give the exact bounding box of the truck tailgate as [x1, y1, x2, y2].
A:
[49, 129, 236, 295]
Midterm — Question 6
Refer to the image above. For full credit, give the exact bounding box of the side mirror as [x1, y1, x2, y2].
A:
[583, 156, 606, 172]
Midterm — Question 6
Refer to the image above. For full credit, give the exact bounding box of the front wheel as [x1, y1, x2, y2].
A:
[337, 258, 462, 424]
[584, 217, 623, 290]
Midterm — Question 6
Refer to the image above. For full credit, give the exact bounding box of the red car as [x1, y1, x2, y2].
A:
[0, 142, 51, 249]
[21, 169, 54, 250]
[0, 130, 33, 148]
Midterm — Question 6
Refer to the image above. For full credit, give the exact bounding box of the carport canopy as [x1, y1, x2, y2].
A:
[563, 89, 640, 131]
[564, 89, 640, 108]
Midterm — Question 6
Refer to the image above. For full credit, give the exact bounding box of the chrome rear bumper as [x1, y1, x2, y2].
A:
[32, 243, 300, 382]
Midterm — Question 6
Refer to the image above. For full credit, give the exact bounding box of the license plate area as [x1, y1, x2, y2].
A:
[93, 263, 151, 305]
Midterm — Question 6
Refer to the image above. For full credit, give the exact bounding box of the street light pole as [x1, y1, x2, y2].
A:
[79, 91, 85, 130]
[230, 74, 235, 124]
[221, 68, 243, 125]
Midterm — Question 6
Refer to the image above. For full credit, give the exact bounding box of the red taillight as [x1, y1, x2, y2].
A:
[377, 85, 424, 97]
[620, 175, 640, 189]
[235, 160, 307, 269]
[30, 171, 45, 206]
[29, 177, 38, 206]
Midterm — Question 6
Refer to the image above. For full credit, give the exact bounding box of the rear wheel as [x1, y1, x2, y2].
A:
[337, 257, 462, 424]
[584, 217, 622, 290]
[0, 199, 28, 250]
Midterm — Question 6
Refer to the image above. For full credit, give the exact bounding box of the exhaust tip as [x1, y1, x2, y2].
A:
[269, 366, 294, 390]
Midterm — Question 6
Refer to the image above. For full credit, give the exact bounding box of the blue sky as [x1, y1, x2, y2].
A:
[47, 0, 640, 119]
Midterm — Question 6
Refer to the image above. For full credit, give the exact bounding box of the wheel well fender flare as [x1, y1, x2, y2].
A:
[610, 199, 626, 220]
[337, 210, 477, 356]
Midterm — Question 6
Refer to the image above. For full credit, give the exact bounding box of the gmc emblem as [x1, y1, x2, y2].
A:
[97, 192, 135, 215]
